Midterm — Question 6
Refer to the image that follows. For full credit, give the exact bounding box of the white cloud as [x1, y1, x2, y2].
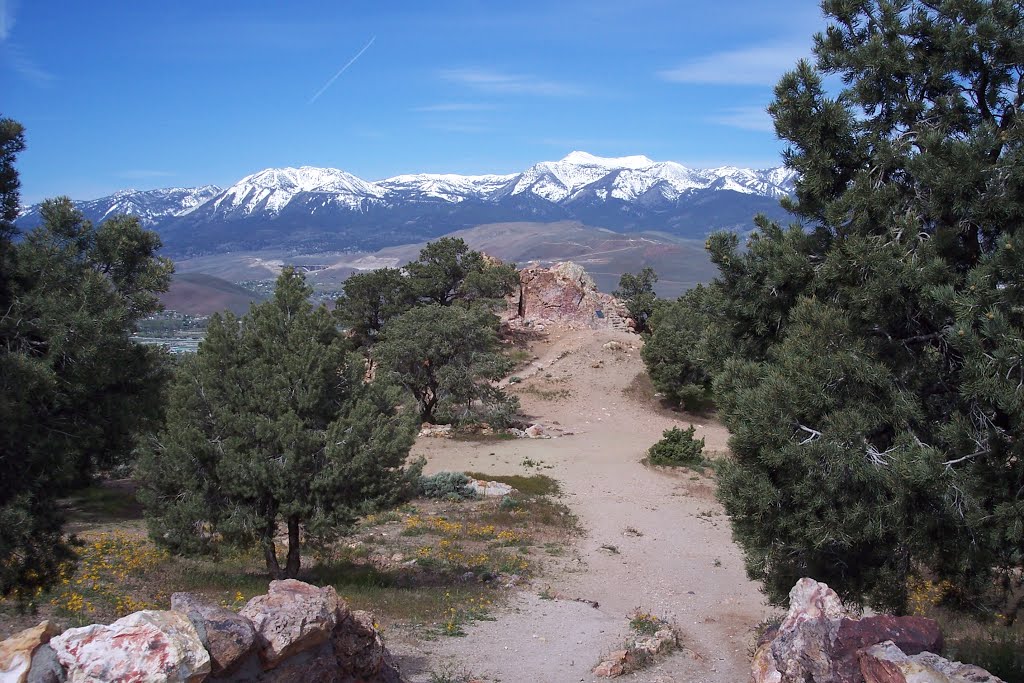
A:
[0, 0, 16, 41]
[660, 43, 809, 86]
[440, 68, 583, 96]
[711, 106, 775, 132]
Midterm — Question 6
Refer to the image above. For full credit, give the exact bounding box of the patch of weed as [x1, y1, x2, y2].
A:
[463, 472, 559, 496]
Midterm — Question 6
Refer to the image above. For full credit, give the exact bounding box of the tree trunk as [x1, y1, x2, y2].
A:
[285, 515, 301, 579]
[264, 541, 284, 579]
[263, 516, 284, 579]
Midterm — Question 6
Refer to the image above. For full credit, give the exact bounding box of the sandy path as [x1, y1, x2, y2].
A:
[395, 328, 772, 682]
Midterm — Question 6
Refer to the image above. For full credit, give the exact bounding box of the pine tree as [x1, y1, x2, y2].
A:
[641, 284, 713, 410]
[681, 2, 1024, 612]
[138, 268, 419, 578]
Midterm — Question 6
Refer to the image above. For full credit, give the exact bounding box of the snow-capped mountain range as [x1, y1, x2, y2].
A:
[18, 152, 797, 256]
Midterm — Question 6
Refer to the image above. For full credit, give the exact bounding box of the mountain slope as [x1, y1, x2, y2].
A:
[17, 152, 796, 256]
[17, 186, 222, 228]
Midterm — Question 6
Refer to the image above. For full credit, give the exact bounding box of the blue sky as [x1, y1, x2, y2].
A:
[2, 0, 825, 203]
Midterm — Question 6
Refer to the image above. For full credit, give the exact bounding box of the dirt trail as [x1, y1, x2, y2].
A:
[396, 328, 772, 682]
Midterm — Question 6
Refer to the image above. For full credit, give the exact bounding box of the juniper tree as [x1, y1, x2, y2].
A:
[138, 268, 419, 579]
[686, 1, 1024, 612]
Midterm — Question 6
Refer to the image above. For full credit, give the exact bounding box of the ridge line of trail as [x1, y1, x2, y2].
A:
[400, 327, 771, 683]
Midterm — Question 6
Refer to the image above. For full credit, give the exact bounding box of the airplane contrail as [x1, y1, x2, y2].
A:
[309, 35, 376, 104]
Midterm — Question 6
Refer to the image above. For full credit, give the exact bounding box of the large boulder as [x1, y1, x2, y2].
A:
[859, 641, 1005, 683]
[239, 580, 339, 670]
[171, 593, 256, 675]
[0, 621, 61, 683]
[331, 610, 401, 683]
[752, 579, 942, 683]
[49, 610, 210, 683]
[508, 262, 626, 329]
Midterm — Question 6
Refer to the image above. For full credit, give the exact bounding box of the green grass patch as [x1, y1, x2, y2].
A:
[62, 481, 143, 524]
[464, 472, 559, 496]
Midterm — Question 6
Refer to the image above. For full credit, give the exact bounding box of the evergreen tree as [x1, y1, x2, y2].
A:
[405, 237, 519, 308]
[334, 267, 415, 350]
[614, 267, 659, 333]
[641, 284, 713, 410]
[700, 1, 1024, 612]
[375, 304, 517, 425]
[138, 268, 418, 578]
[0, 118, 173, 597]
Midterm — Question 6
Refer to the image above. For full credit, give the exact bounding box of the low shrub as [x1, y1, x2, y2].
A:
[646, 426, 707, 468]
[418, 472, 476, 500]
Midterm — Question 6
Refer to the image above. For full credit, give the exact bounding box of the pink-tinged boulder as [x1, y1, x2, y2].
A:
[508, 262, 627, 330]
[240, 580, 339, 670]
[0, 621, 61, 683]
[831, 616, 942, 682]
[763, 578, 851, 682]
[859, 641, 1005, 683]
[171, 593, 257, 675]
[50, 610, 210, 683]
[752, 578, 943, 683]
[247, 643, 341, 683]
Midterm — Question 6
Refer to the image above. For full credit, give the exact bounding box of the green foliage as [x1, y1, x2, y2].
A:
[334, 267, 414, 349]
[646, 426, 707, 468]
[691, 3, 1024, 613]
[375, 304, 518, 425]
[614, 267, 659, 333]
[0, 118, 172, 598]
[418, 472, 476, 500]
[138, 268, 420, 579]
[641, 285, 713, 410]
[405, 237, 518, 309]
[0, 117, 24, 241]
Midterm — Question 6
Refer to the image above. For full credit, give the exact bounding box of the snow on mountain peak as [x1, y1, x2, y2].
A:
[214, 166, 385, 216]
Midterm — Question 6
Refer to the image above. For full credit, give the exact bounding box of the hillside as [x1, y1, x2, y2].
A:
[172, 221, 717, 299]
[160, 273, 267, 316]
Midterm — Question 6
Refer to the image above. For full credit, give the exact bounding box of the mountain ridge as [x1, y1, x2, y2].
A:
[17, 152, 797, 257]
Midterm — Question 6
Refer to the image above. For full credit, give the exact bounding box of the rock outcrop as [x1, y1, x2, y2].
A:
[751, 578, 960, 683]
[507, 262, 630, 330]
[2, 580, 402, 683]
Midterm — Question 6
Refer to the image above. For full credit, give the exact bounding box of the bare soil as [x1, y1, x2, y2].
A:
[390, 326, 776, 682]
